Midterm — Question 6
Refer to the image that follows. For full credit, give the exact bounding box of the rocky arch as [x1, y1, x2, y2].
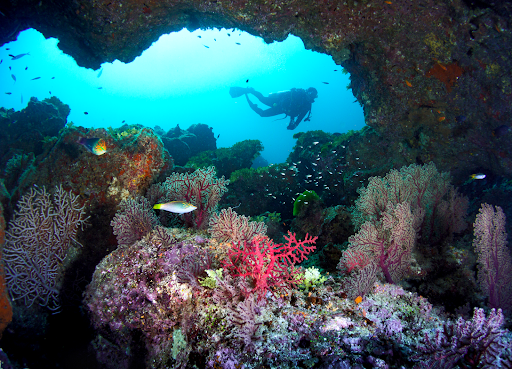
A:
[1, 0, 512, 178]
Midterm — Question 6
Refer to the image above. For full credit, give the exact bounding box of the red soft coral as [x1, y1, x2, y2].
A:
[222, 232, 318, 300]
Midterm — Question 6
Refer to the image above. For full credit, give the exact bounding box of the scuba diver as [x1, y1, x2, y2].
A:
[229, 86, 318, 130]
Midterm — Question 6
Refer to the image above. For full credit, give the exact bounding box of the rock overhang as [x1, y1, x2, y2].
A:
[2, 0, 512, 178]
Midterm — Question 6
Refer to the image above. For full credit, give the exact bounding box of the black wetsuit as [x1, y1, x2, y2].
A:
[245, 88, 314, 130]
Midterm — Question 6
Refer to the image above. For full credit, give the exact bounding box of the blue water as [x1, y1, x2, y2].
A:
[0, 28, 364, 164]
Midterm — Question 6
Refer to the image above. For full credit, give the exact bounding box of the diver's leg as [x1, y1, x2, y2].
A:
[246, 95, 282, 117]
[247, 89, 278, 107]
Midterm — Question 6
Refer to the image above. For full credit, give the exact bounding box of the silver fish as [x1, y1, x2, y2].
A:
[10, 52, 30, 60]
[97, 68, 103, 78]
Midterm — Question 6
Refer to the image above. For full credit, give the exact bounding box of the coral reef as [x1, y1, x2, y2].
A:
[85, 225, 512, 369]
[4, 0, 512, 364]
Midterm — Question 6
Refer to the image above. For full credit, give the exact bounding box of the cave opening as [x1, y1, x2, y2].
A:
[0, 27, 365, 163]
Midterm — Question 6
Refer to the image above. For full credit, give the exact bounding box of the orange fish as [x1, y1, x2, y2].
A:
[355, 296, 363, 304]
[77, 137, 107, 155]
[405, 80, 412, 87]
[385, 1, 392, 4]
[438, 116, 446, 122]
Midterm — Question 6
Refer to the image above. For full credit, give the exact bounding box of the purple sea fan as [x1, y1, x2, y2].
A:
[208, 207, 267, 243]
[111, 196, 159, 246]
[473, 203, 512, 311]
[160, 166, 229, 229]
[412, 308, 508, 368]
[3, 185, 88, 310]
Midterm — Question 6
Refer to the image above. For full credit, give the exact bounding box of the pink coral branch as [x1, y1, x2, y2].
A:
[223, 232, 318, 300]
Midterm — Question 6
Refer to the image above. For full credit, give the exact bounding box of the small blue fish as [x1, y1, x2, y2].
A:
[9, 52, 30, 60]
[153, 201, 197, 214]
[77, 137, 107, 155]
[5, 92, 11, 95]
[11, 74, 16, 82]
[31, 77, 41, 80]
[97, 68, 103, 78]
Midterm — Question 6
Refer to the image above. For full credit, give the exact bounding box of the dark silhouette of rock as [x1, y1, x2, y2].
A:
[0, 97, 69, 169]
[161, 123, 216, 166]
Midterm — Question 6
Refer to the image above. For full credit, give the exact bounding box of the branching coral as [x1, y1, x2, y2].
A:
[340, 201, 423, 291]
[473, 203, 512, 312]
[208, 207, 267, 243]
[4, 185, 88, 310]
[222, 232, 317, 300]
[412, 308, 508, 368]
[111, 196, 159, 246]
[155, 166, 229, 230]
[353, 162, 468, 245]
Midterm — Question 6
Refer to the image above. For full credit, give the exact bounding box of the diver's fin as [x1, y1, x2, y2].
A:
[229, 86, 247, 98]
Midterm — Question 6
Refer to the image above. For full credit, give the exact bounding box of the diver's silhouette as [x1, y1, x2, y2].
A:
[229, 87, 318, 130]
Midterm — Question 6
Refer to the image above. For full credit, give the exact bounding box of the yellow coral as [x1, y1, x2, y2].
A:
[424, 33, 450, 59]
[485, 63, 501, 77]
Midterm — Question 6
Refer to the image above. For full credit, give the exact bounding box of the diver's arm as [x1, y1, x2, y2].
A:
[291, 109, 308, 128]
